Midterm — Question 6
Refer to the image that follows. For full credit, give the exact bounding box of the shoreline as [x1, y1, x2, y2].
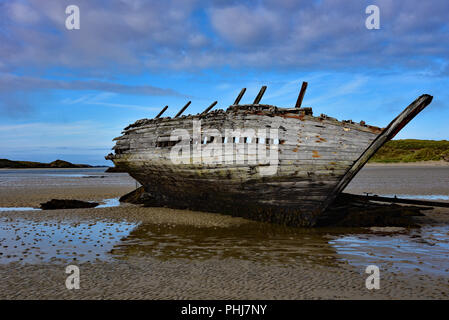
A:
[2, 162, 448, 170]
[0, 166, 109, 171]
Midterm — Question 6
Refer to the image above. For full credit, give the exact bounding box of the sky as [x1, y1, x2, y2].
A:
[1, 0, 448, 165]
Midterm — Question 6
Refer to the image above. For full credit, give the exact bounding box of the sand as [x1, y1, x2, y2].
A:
[0, 205, 448, 299]
[345, 165, 449, 197]
[0, 171, 136, 207]
[1, 255, 447, 300]
[367, 160, 449, 167]
[0, 168, 448, 299]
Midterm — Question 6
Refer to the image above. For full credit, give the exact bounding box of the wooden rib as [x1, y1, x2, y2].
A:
[253, 86, 267, 104]
[155, 106, 168, 118]
[295, 82, 308, 108]
[174, 101, 191, 118]
[233, 88, 246, 105]
[201, 101, 218, 115]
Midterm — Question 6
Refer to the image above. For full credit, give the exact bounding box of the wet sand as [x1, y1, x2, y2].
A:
[365, 160, 449, 168]
[366, 160, 449, 167]
[0, 169, 136, 207]
[0, 167, 448, 299]
[346, 165, 449, 196]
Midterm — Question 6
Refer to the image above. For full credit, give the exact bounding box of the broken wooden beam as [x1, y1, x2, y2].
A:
[342, 193, 449, 208]
[201, 101, 218, 115]
[174, 101, 191, 118]
[234, 88, 246, 105]
[155, 105, 168, 119]
[295, 81, 308, 108]
[253, 86, 267, 104]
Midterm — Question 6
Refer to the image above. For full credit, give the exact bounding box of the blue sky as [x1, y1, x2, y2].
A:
[1, 0, 448, 165]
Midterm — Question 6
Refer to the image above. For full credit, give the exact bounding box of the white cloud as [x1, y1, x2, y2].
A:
[7, 2, 40, 23]
[0, 0, 447, 72]
[209, 5, 283, 46]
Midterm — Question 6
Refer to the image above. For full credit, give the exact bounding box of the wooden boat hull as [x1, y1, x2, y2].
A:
[107, 95, 432, 226]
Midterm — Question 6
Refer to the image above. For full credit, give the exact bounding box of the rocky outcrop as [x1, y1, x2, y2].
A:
[40, 199, 99, 210]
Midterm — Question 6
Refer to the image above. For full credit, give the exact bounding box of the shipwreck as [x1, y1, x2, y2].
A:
[106, 83, 433, 227]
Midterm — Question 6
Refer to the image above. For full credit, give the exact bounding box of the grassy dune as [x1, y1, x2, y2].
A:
[370, 139, 449, 163]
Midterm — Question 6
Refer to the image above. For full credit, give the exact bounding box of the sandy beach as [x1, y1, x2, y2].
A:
[366, 160, 449, 167]
[0, 167, 448, 299]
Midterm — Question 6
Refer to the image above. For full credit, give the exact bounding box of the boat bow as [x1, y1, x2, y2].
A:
[322, 94, 434, 211]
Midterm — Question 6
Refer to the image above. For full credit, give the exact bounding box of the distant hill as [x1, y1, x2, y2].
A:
[370, 139, 449, 163]
[0, 159, 94, 169]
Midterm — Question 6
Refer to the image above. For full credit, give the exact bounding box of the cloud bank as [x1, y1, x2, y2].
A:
[0, 0, 447, 73]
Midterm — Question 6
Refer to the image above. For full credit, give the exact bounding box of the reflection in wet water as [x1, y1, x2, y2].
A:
[1, 213, 448, 277]
[331, 226, 449, 276]
[0, 207, 40, 212]
[110, 222, 449, 277]
[0, 217, 138, 264]
[110, 222, 348, 266]
[97, 198, 121, 208]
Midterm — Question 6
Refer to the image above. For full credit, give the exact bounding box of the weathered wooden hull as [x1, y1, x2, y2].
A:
[107, 95, 433, 226]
